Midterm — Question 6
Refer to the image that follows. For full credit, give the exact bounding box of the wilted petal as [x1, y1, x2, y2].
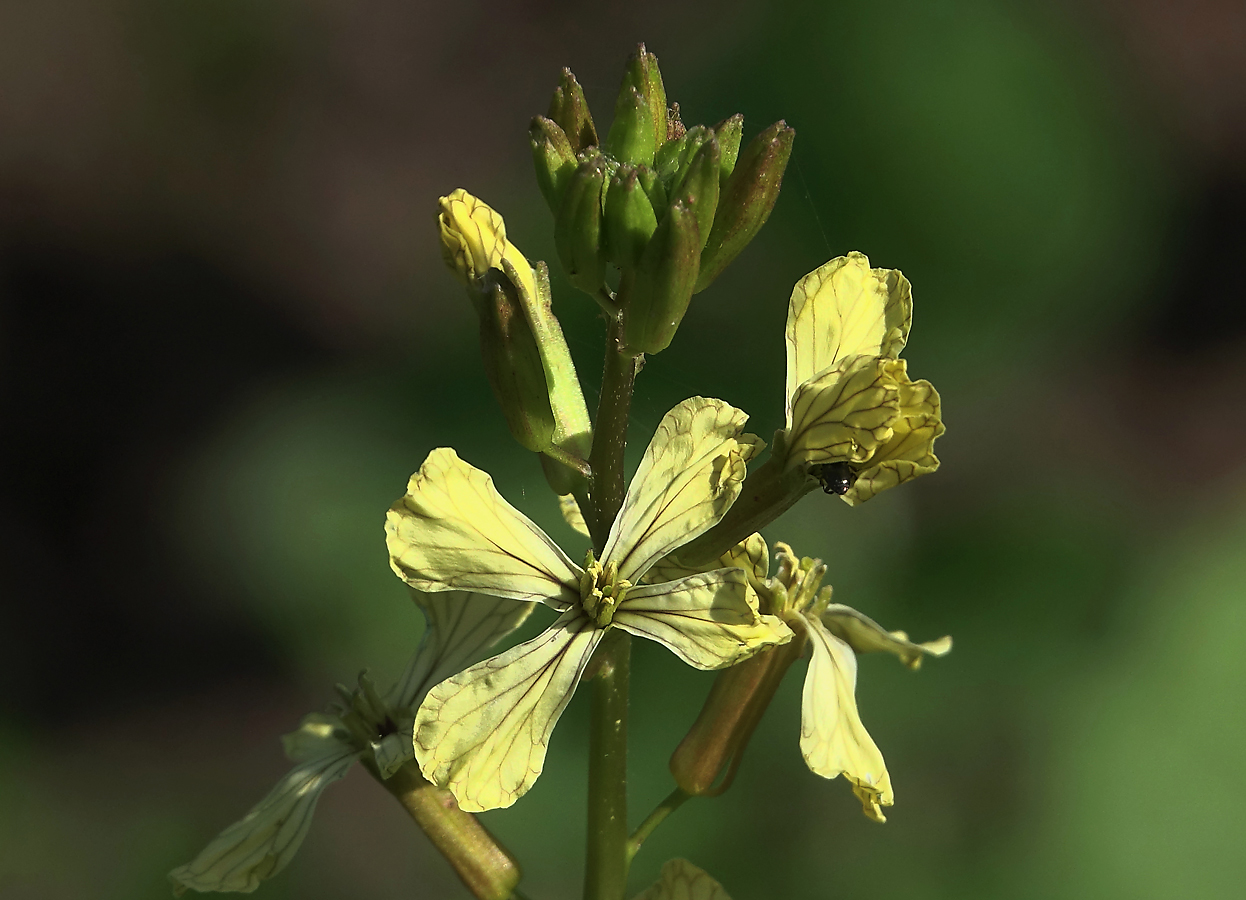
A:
[784, 253, 911, 427]
[386, 448, 581, 607]
[798, 614, 893, 822]
[388, 588, 536, 712]
[604, 398, 762, 583]
[169, 747, 361, 895]
[414, 611, 605, 812]
[633, 858, 734, 900]
[613, 569, 793, 670]
[822, 604, 951, 670]
[841, 376, 944, 506]
[281, 712, 351, 764]
[646, 532, 769, 588]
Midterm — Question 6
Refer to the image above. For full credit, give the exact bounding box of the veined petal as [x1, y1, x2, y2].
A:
[784, 355, 902, 473]
[822, 604, 951, 670]
[388, 588, 536, 712]
[613, 569, 793, 670]
[842, 376, 944, 506]
[414, 610, 605, 812]
[169, 748, 361, 895]
[645, 532, 769, 589]
[633, 859, 734, 900]
[371, 723, 416, 780]
[387, 448, 581, 607]
[784, 253, 911, 427]
[559, 492, 591, 538]
[604, 397, 762, 583]
[798, 613, 893, 822]
[281, 712, 353, 764]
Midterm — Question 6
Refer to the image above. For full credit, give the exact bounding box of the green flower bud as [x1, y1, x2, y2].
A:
[554, 152, 609, 294]
[548, 68, 598, 154]
[670, 136, 721, 250]
[605, 85, 657, 167]
[654, 124, 708, 185]
[695, 121, 794, 293]
[624, 199, 701, 354]
[530, 116, 577, 213]
[603, 167, 659, 270]
[623, 42, 668, 152]
[636, 164, 667, 212]
[712, 114, 744, 186]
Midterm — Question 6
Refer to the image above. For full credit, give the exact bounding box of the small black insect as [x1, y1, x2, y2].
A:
[811, 462, 856, 496]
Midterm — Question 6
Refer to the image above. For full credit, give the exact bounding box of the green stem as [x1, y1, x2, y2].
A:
[626, 788, 690, 863]
[587, 315, 640, 549]
[584, 631, 632, 900]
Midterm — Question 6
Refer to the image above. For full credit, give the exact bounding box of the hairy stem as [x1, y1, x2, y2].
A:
[587, 315, 639, 549]
[584, 631, 632, 900]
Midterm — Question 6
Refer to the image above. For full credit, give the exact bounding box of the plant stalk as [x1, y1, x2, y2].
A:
[584, 631, 632, 900]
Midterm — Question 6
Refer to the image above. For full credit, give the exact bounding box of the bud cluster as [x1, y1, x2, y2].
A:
[530, 44, 795, 353]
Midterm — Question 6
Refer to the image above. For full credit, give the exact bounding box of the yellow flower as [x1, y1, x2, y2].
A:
[658, 536, 949, 822]
[437, 188, 537, 301]
[386, 397, 794, 812]
[779, 252, 943, 505]
[168, 591, 531, 895]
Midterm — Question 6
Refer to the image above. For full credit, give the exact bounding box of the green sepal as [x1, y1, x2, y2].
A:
[655, 125, 709, 185]
[636, 165, 668, 213]
[695, 120, 794, 293]
[670, 136, 721, 250]
[605, 85, 657, 167]
[530, 116, 577, 213]
[548, 68, 598, 153]
[713, 114, 744, 186]
[623, 42, 668, 152]
[624, 199, 701, 354]
[476, 270, 557, 453]
[604, 167, 659, 270]
[554, 152, 609, 294]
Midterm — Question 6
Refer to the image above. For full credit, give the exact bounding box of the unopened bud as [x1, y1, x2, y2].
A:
[478, 269, 556, 452]
[605, 86, 657, 167]
[530, 116, 577, 213]
[548, 68, 598, 154]
[712, 114, 744, 186]
[670, 136, 721, 250]
[695, 121, 794, 293]
[623, 199, 700, 354]
[623, 42, 668, 152]
[554, 152, 609, 294]
[654, 124, 709, 186]
[437, 189, 505, 286]
[604, 167, 659, 269]
[669, 637, 805, 796]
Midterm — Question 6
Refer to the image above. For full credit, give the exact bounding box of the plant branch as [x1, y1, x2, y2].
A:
[626, 788, 690, 864]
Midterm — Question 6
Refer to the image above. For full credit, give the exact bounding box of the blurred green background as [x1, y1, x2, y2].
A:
[3, 0, 1245, 897]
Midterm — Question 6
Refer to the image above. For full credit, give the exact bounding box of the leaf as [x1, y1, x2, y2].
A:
[414, 611, 605, 812]
[388, 588, 536, 711]
[603, 397, 762, 582]
[798, 613, 893, 822]
[784, 252, 911, 427]
[614, 568, 792, 669]
[169, 748, 360, 895]
[387, 448, 582, 607]
[633, 858, 734, 900]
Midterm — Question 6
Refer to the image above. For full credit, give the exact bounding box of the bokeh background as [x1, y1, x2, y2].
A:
[3, 0, 1245, 897]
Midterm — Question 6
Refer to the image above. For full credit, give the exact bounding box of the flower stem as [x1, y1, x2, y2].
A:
[626, 788, 690, 863]
[584, 630, 631, 900]
[587, 315, 639, 549]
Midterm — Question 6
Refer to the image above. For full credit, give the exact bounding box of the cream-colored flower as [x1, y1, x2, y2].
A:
[780, 252, 943, 505]
[437, 188, 536, 301]
[658, 536, 949, 822]
[634, 859, 734, 900]
[168, 591, 531, 895]
[386, 397, 794, 812]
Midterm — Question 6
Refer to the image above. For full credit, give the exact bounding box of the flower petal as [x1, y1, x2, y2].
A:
[613, 569, 793, 670]
[281, 712, 352, 764]
[414, 610, 605, 811]
[169, 748, 361, 895]
[388, 588, 537, 712]
[784, 252, 911, 427]
[387, 448, 581, 607]
[841, 376, 944, 505]
[798, 614, 893, 822]
[633, 859, 734, 900]
[604, 397, 762, 583]
[785, 354, 905, 473]
[645, 531, 770, 588]
[559, 492, 591, 537]
[822, 604, 951, 670]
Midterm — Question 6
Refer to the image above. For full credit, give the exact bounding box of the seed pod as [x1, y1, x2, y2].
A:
[604, 167, 659, 270]
[669, 136, 720, 250]
[695, 120, 794, 293]
[530, 116, 577, 213]
[548, 68, 598, 153]
[554, 152, 609, 294]
[712, 114, 744, 186]
[624, 199, 700, 354]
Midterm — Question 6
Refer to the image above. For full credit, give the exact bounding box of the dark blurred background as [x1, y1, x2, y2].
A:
[3, 0, 1245, 897]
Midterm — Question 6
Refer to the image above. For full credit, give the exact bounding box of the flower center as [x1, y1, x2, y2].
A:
[580, 552, 632, 627]
[764, 543, 831, 618]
